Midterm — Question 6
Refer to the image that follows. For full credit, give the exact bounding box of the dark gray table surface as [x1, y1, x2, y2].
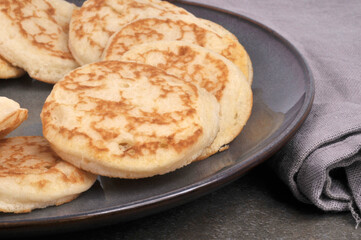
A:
[30, 161, 358, 240]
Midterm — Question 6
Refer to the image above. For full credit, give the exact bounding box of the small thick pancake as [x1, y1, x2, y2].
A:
[69, 0, 194, 65]
[198, 18, 253, 84]
[0, 136, 97, 213]
[41, 61, 220, 178]
[0, 55, 24, 79]
[0, 0, 79, 83]
[198, 18, 239, 40]
[0, 97, 28, 138]
[119, 41, 253, 159]
[102, 17, 253, 84]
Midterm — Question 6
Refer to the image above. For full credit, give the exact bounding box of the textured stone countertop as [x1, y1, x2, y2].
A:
[36, 162, 360, 240]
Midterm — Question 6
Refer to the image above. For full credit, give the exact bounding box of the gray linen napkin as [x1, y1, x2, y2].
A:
[183, 0, 361, 225]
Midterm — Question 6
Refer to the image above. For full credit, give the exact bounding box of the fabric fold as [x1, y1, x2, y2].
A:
[272, 102, 361, 220]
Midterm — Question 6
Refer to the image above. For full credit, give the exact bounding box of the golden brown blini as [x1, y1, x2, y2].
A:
[197, 18, 253, 83]
[0, 136, 97, 213]
[0, 55, 24, 79]
[0, 0, 79, 83]
[102, 16, 253, 84]
[0, 97, 28, 139]
[69, 0, 194, 65]
[41, 61, 220, 178]
[119, 41, 253, 159]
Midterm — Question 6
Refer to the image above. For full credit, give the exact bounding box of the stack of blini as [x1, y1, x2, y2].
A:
[0, 97, 97, 213]
[0, 0, 253, 213]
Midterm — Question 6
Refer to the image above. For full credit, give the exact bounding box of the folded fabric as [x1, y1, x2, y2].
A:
[183, 0, 361, 225]
[272, 102, 361, 226]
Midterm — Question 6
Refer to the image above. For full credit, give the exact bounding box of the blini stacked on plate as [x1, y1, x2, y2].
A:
[0, 0, 96, 213]
[0, 97, 96, 213]
[0, 0, 253, 213]
[42, 0, 253, 178]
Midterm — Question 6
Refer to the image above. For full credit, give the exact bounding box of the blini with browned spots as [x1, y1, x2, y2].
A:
[0, 97, 28, 139]
[118, 41, 253, 159]
[41, 61, 220, 178]
[102, 16, 253, 85]
[0, 136, 97, 213]
[69, 0, 194, 65]
[0, 0, 79, 83]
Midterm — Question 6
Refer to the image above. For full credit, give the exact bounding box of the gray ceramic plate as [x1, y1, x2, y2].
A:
[0, 0, 314, 236]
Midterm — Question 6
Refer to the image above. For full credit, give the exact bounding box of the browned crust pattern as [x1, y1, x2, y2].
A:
[71, 0, 193, 63]
[0, 0, 74, 59]
[103, 17, 250, 81]
[0, 108, 28, 139]
[0, 137, 85, 183]
[42, 61, 204, 159]
[122, 45, 229, 101]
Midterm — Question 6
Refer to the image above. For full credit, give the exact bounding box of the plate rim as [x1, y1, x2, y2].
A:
[0, 0, 315, 233]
